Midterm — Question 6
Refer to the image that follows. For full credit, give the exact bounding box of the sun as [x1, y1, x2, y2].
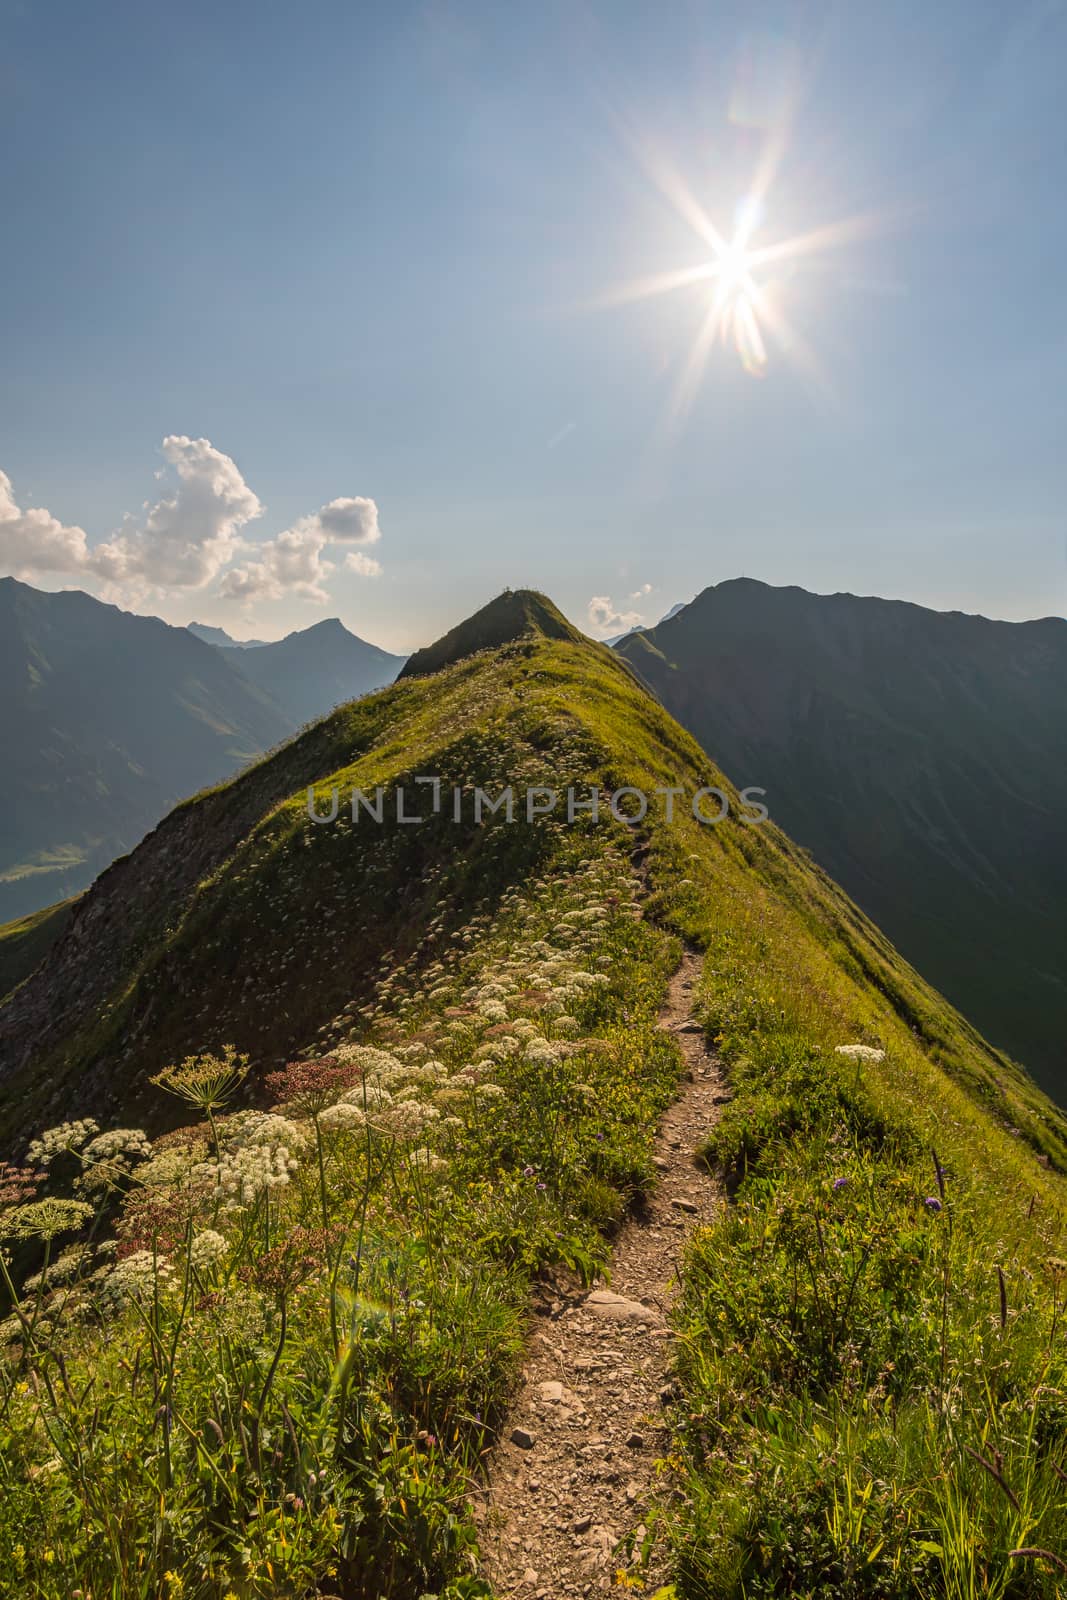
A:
[593, 139, 888, 418]
[703, 226, 768, 379]
[712, 239, 757, 298]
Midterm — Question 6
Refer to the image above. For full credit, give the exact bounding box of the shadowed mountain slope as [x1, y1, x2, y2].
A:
[617, 577, 1067, 1098]
[216, 615, 405, 724]
[0, 577, 292, 922]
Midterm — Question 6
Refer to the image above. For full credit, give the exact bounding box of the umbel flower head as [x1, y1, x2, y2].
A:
[26, 1119, 100, 1169]
[833, 1043, 886, 1064]
[265, 1057, 365, 1116]
[151, 1045, 250, 1114]
[76, 1129, 153, 1194]
[0, 1163, 43, 1208]
[2, 1198, 93, 1242]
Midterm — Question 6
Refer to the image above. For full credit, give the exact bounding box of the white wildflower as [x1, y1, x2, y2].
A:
[371, 1101, 440, 1142]
[137, 1139, 210, 1187]
[96, 1251, 174, 1312]
[194, 1142, 299, 1209]
[76, 1128, 153, 1192]
[409, 1147, 448, 1176]
[26, 1119, 100, 1168]
[231, 1112, 310, 1153]
[190, 1230, 229, 1271]
[339, 1083, 393, 1112]
[319, 1102, 368, 1131]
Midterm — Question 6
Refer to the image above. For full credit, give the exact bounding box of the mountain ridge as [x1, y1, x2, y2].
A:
[215, 613, 405, 724]
[5, 588, 1067, 1597]
[0, 576, 292, 921]
[2, 588, 1060, 1163]
[616, 575, 1067, 1094]
[398, 588, 586, 678]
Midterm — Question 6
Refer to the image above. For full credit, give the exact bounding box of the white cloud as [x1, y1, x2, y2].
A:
[0, 445, 383, 612]
[86, 436, 262, 594]
[313, 496, 380, 546]
[345, 550, 382, 577]
[630, 582, 653, 599]
[220, 496, 382, 606]
[0, 471, 92, 576]
[587, 594, 643, 636]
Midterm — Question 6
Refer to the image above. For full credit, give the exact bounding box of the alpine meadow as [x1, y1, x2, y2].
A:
[1, 593, 1066, 1598]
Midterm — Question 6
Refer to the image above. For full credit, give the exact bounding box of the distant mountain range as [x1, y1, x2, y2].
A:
[187, 621, 270, 649]
[214, 617, 405, 726]
[616, 578, 1067, 1093]
[0, 579, 403, 920]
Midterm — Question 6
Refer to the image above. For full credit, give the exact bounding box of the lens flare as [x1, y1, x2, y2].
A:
[592, 127, 894, 421]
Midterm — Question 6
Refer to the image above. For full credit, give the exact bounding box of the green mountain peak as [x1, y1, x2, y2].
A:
[398, 588, 586, 679]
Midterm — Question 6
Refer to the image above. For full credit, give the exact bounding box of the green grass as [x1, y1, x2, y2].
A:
[644, 823, 1067, 1598]
[0, 897, 79, 1000]
[2, 607, 1066, 1596]
[0, 837, 682, 1596]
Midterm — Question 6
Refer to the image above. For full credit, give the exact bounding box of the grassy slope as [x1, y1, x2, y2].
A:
[0, 898, 78, 1000]
[642, 819, 1067, 1596]
[2, 609, 1067, 1595]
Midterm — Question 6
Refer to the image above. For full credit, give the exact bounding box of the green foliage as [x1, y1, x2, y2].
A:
[650, 829, 1067, 1598]
[0, 896, 77, 1000]
[0, 836, 682, 1595]
[4, 605, 1067, 1597]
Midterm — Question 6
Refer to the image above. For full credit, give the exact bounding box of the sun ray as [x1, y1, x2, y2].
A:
[589, 98, 897, 421]
[591, 260, 720, 310]
[747, 207, 898, 270]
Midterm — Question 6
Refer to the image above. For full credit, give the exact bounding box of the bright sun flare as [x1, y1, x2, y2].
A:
[596, 139, 887, 421]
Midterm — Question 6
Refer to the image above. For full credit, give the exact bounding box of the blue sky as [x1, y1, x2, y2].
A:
[1, 0, 1064, 650]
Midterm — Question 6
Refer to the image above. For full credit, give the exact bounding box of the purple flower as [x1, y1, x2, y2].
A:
[537, 1182, 547, 1192]
[523, 1165, 536, 1178]
[833, 1177, 848, 1191]
[924, 1196, 942, 1212]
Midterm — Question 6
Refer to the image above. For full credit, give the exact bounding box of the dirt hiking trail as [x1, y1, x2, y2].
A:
[476, 948, 727, 1596]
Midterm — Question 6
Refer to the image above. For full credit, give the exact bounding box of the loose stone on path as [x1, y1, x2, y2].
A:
[475, 948, 727, 1596]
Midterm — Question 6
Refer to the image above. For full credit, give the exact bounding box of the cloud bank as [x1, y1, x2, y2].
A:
[0, 439, 382, 613]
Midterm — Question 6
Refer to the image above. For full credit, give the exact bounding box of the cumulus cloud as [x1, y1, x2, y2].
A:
[220, 494, 382, 606]
[313, 496, 380, 546]
[345, 550, 382, 577]
[0, 472, 92, 576]
[630, 582, 653, 599]
[87, 436, 262, 593]
[587, 595, 643, 636]
[0, 444, 383, 612]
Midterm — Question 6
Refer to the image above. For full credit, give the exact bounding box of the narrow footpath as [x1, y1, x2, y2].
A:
[476, 949, 727, 1596]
